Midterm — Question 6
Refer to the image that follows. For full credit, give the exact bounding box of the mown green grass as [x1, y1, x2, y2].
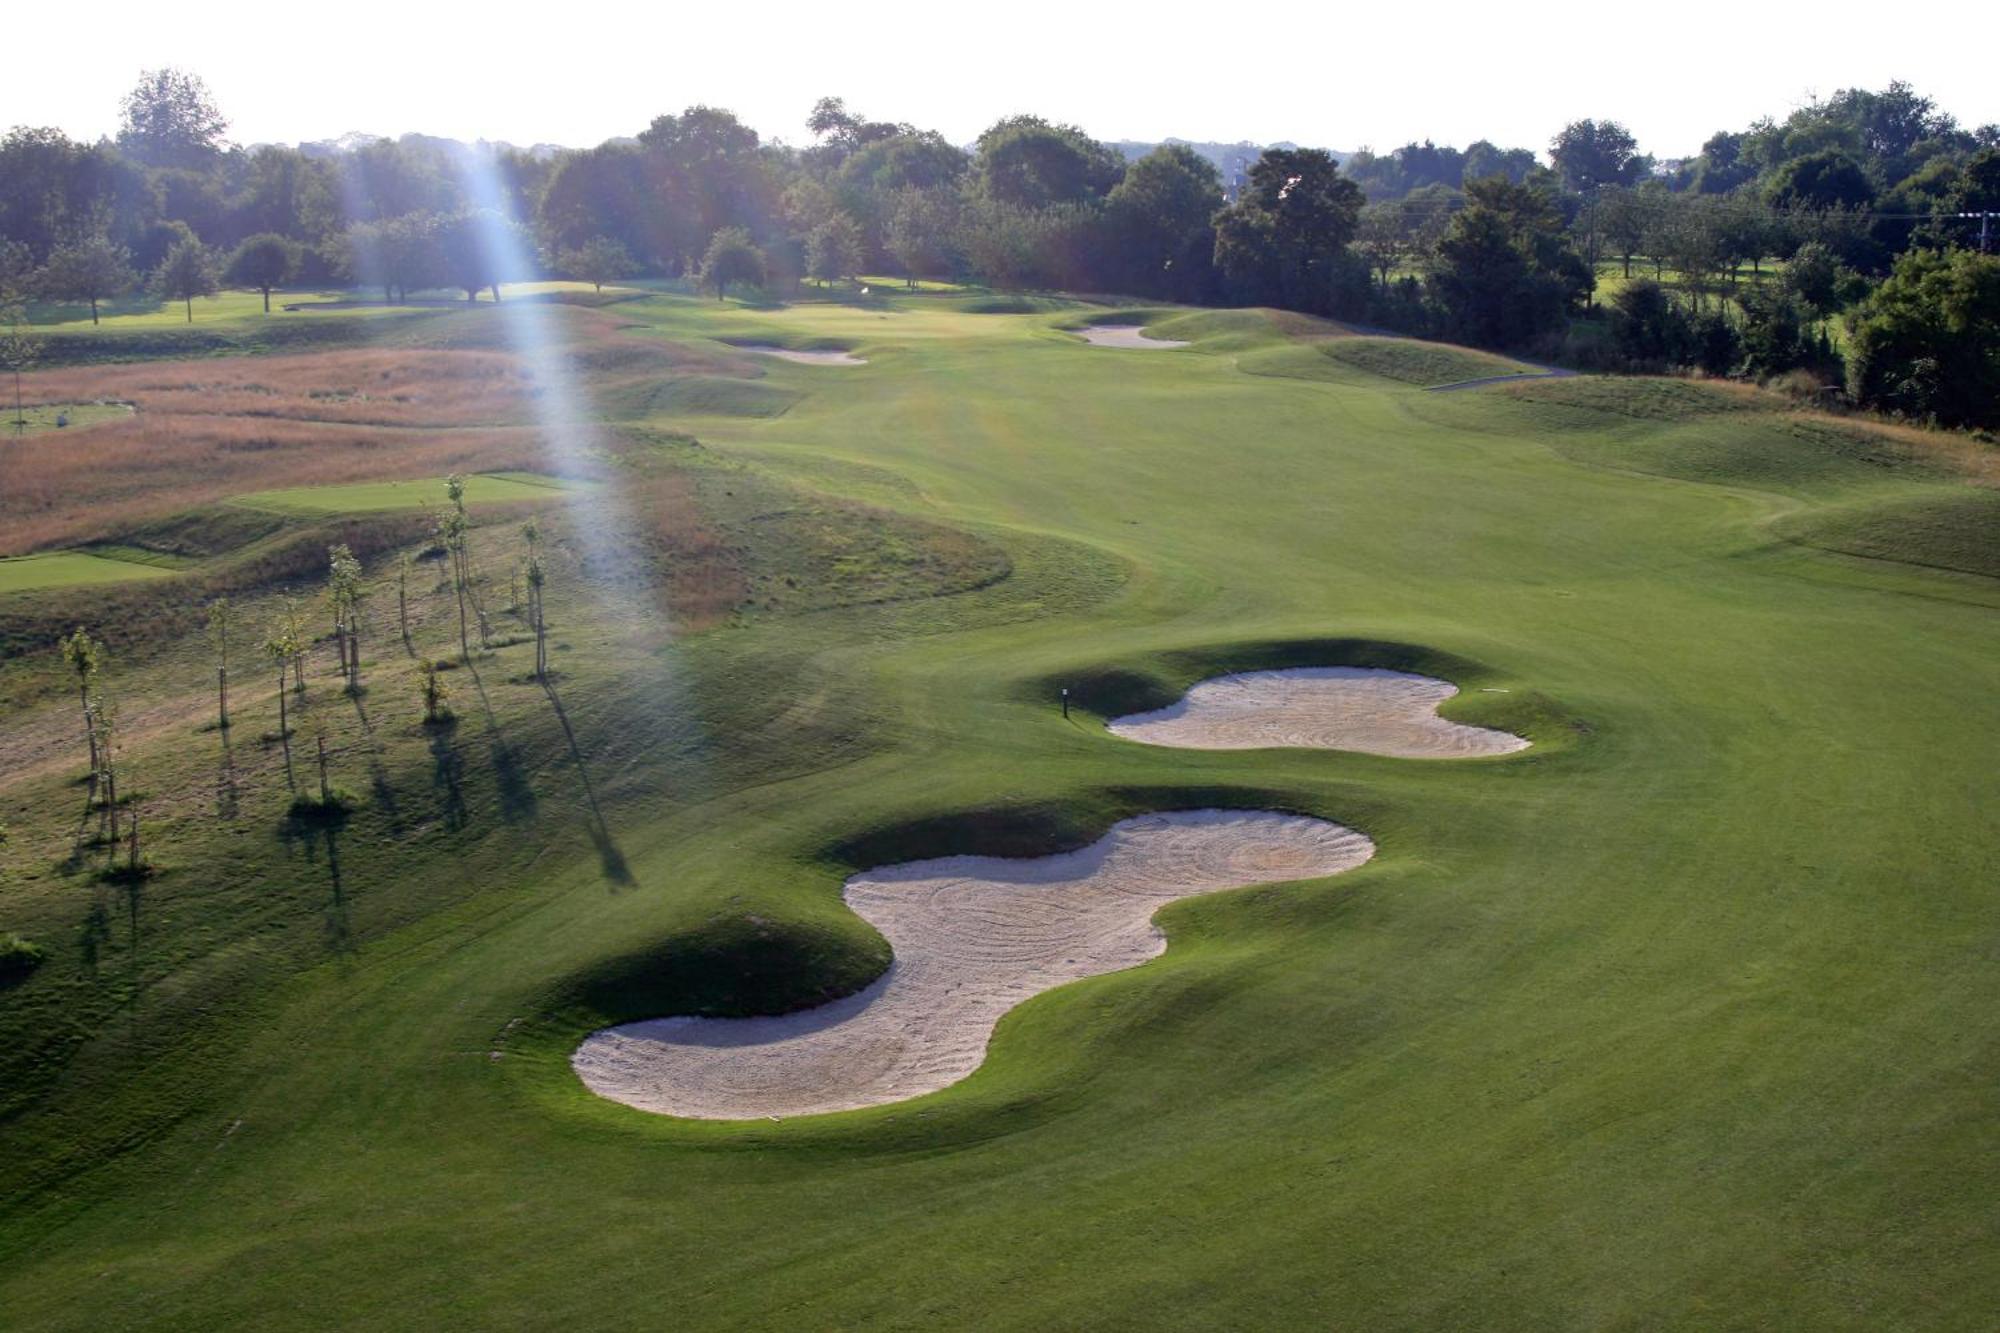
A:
[0, 551, 176, 594]
[0, 291, 1995, 1331]
[0, 402, 134, 434]
[1319, 335, 1532, 386]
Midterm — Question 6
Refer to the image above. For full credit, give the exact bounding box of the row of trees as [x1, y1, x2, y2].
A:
[54, 478, 561, 860]
[4, 71, 1993, 424]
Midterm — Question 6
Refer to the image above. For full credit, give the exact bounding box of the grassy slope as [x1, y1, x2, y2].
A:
[0, 552, 176, 593]
[1318, 335, 1532, 386]
[1, 293, 1997, 1330]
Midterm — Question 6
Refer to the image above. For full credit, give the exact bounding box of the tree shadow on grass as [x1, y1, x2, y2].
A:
[215, 726, 240, 820]
[425, 717, 467, 832]
[346, 687, 406, 833]
[540, 678, 631, 886]
[279, 806, 352, 956]
[456, 652, 539, 824]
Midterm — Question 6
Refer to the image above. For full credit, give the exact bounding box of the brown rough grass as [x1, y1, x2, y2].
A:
[1, 415, 553, 555]
[17, 349, 536, 428]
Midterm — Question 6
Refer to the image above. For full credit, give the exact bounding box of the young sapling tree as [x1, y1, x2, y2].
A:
[59, 628, 103, 779]
[207, 597, 232, 730]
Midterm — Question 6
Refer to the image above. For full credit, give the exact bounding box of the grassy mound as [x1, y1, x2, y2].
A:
[557, 912, 890, 1029]
[1032, 637, 1575, 754]
[1500, 374, 1764, 421]
[1318, 337, 1530, 386]
[1779, 487, 2000, 579]
[599, 374, 801, 419]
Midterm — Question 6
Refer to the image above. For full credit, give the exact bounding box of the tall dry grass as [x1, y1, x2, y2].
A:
[0, 415, 555, 554]
[17, 350, 536, 428]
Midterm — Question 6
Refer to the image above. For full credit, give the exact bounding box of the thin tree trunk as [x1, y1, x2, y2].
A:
[316, 734, 330, 804]
[454, 556, 470, 661]
[79, 686, 98, 775]
[184, 297, 192, 323]
[277, 674, 292, 780]
[218, 665, 228, 730]
[263, 288, 271, 313]
[90, 297, 100, 325]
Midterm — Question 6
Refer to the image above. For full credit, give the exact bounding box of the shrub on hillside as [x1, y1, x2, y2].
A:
[0, 932, 47, 984]
[1846, 248, 2000, 429]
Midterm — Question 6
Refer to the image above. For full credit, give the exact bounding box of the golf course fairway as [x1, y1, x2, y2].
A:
[0, 294, 1994, 1330]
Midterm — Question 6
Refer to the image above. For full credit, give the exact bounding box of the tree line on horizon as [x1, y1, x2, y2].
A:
[1, 73, 1996, 426]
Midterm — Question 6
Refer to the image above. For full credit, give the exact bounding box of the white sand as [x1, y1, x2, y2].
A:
[1108, 667, 1528, 758]
[572, 809, 1373, 1120]
[1075, 324, 1189, 349]
[734, 344, 867, 365]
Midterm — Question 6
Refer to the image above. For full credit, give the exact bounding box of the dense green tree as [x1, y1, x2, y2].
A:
[1846, 248, 2000, 427]
[344, 213, 442, 303]
[805, 214, 863, 289]
[559, 236, 635, 293]
[1354, 202, 1410, 291]
[1213, 148, 1363, 312]
[1595, 187, 1658, 277]
[638, 107, 774, 258]
[234, 146, 341, 244]
[40, 235, 135, 324]
[1609, 278, 1695, 365]
[224, 233, 298, 312]
[698, 226, 764, 300]
[1780, 241, 1859, 325]
[969, 116, 1124, 211]
[155, 237, 219, 322]
[1766, 151, 1876, 211]
[435, 209, 530, 303]
[883, 188, 960, 287]
[1461, 140, 1540, 186]
[1737, 286, 1838, 379]
[1550, 120, 1646, 192]
[1430, 177, 1592, 347]
[0, 128, 147, 263]
[117, 68, 229, 169]
[1102, 146, 1223, 301]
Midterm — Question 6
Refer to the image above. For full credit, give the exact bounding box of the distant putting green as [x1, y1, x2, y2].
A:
[229, 471, 595, 515]
[0, 550, 175, 594]
[0, 402, 134, 435]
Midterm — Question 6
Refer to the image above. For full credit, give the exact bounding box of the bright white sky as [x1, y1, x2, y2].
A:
[5, 1, 1993, 161]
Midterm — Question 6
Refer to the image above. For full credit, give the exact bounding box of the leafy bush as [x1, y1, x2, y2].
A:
[0, 932, 47, 984]
[1846, 249, 2000, 428]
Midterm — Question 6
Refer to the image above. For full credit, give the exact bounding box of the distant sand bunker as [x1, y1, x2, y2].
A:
[1075, 324, 1189, 349]
[734, 344, 867, 365]
[1108, 667, 1528, 758]
[572, 809, 1372, 1119]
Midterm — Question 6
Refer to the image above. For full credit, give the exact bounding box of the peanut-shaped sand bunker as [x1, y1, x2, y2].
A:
[1074, 324, 1189, 349]
[1107, 667, 1528, 758]
[734, 344, 867, 365]
[572, 809, 1373, 1120]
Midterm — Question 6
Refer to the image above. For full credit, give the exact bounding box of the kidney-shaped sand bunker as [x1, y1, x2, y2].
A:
[1107, 667, 1528, 758]
[1074, 324, 1189, 349]
[572, 809, 1373, 1120]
